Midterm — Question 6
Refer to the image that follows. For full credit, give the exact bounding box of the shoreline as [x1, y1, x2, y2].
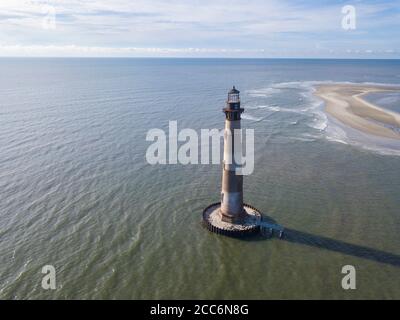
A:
[314, 83, 400, 140]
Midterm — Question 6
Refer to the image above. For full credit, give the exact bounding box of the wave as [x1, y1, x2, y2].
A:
[273, 80, 400, 90]
[247, 87, 281, 97]
[241, 114, 264, 122]
[266, 106, 281, 112]
[245, 104, 274, 110]
[307, 111, 328, 131]
[290, 137, 317, 142]
[325, 124, 349, 145]
[247, 104, 310, 114]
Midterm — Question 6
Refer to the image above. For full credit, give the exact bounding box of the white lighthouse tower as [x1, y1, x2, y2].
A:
[203, 86, 261, 237]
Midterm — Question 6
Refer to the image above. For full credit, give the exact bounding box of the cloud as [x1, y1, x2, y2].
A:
[0, 44, 397, 58]
[0, 44, 269, 57]
[0, 0, 399, 57]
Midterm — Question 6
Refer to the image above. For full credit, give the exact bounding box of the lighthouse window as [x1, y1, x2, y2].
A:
[221, 192, 224, 203]
[229, 94, 239, 102]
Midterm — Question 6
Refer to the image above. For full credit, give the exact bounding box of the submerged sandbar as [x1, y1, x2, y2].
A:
[315, 83, 400, 140]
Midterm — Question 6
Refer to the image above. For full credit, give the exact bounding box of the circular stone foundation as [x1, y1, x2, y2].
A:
[202, 202, 262, 237]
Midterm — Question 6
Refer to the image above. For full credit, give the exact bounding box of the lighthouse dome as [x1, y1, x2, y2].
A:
[229, 86, 240, 94]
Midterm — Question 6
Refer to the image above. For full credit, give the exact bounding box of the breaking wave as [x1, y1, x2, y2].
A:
[241, 113, 264, 122]
[247, 87, 281, 97]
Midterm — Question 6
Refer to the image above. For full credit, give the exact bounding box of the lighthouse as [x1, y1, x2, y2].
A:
[220, 86, 245, 223]
[202, 86, 261, 237]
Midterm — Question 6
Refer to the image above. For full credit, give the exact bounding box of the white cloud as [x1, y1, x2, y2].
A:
[0, 0, 399, 57]
[0, 44, 396, 58]
[0, 44, 269, 57]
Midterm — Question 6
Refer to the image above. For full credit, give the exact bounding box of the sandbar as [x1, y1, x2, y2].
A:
[314, 83, 400, 140]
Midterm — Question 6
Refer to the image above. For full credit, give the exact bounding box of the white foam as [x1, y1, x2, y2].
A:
[247, 87, 281, 97]
[257, 105, 273, 109]
[265, 105, 308, 114]
[241, 114, 263, 122]
[290, 136, 316, 142]
[267, 106, 281, 112]
[245, 104, 272, 110]
[325, 124, 349, 145]
[307, 111, 328, 131]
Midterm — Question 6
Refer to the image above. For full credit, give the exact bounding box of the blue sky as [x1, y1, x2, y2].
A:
[0, 0, 399, 57]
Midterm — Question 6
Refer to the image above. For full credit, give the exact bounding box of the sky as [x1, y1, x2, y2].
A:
[0, 0, 399, 58]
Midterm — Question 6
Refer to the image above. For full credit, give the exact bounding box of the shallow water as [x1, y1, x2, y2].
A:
[0, 58, 399, 299]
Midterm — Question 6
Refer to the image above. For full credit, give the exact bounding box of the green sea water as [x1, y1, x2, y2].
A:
[0, 58, 399, 299]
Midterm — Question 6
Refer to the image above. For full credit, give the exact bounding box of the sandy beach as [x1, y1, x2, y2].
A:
[315, 84, 400, 140]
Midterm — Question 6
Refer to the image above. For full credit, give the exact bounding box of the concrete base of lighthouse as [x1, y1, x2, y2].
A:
[202, 203, 262, 238]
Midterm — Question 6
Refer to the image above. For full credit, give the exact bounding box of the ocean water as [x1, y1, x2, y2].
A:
[0, 58, 399, 299]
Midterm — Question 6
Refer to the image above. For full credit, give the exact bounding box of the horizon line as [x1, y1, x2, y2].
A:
[1, 56, 399, 60]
